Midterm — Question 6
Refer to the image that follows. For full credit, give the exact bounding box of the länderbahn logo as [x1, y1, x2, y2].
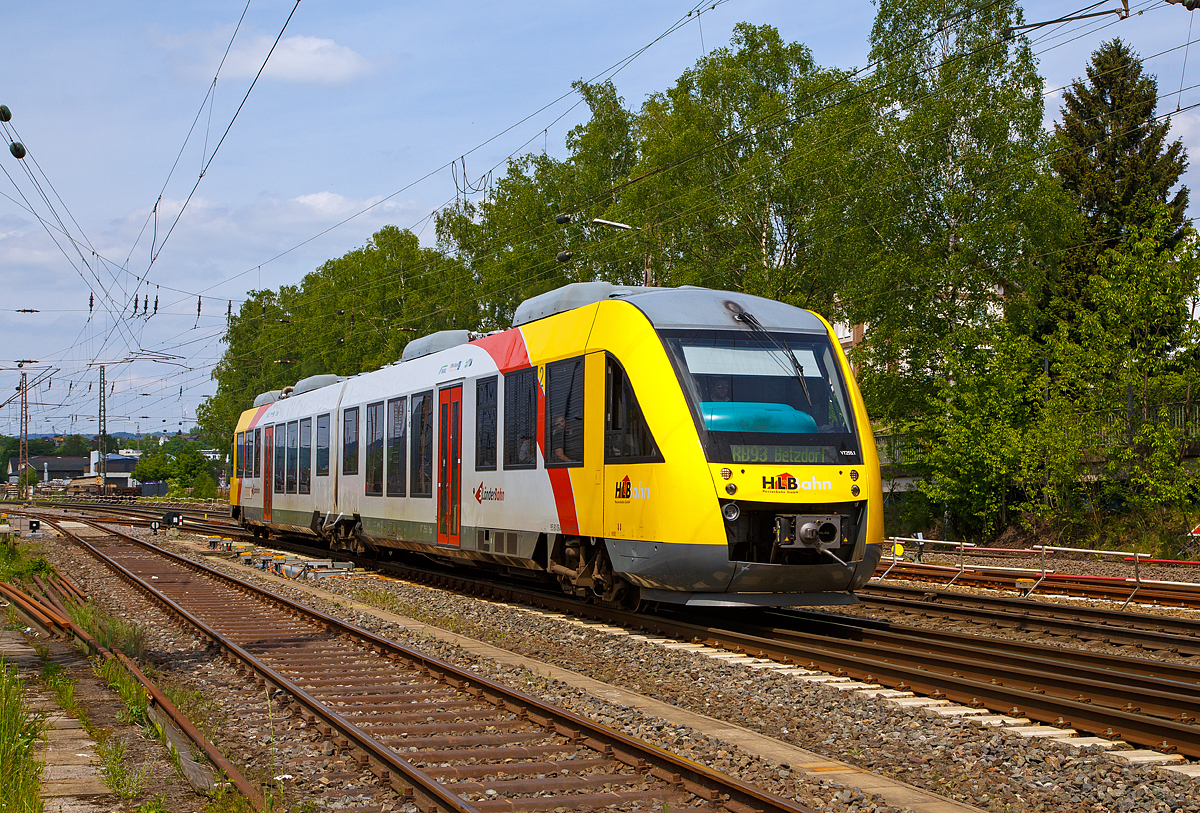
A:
[474, 483, 505, 503]
[762, 472, 832, 492]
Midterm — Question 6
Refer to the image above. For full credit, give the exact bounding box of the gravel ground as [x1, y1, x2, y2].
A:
[146, 533, 1200, 813]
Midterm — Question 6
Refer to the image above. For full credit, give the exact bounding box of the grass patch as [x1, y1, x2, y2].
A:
[93, 658, 147, 725]
[0, 658, 45, 813]
[94, 735, 152, 799]
[0, 542, 51, 584]
[134, 795, 169, 813]
[67, 601, 148, 660]
[4, 603, 23, 631]
[162, 683, 221, 744]
[38, 662, 79, 718]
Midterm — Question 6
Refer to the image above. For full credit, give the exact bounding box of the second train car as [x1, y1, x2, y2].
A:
[230, 282, 883, 607]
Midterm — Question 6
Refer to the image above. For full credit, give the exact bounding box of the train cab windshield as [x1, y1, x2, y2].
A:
[661, 329, 860, 465]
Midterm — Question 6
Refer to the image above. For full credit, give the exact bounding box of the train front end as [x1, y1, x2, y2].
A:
[595, 288, 883, 607]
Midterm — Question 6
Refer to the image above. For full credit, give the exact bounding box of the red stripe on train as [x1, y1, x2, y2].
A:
[474, 329, 579, 536]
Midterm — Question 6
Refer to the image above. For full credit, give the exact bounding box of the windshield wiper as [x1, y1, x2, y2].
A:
[733, 309, 812, 407]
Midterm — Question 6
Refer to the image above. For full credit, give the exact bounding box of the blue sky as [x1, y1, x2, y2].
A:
[0, 0, 1195, 440]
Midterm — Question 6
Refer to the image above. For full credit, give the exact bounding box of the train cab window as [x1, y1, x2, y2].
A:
[299, 418, 311, 494]
[503, 368, 538, 469]
[386, 396, 407, 497]
[545, 358, 585, 467]
[365, 401, 384, 496]
[476, 377, 497, 471]
[253, 427, 261, 478]
[236, 432, 244, 478]
[315, 414, 329, 476]
[286, 421, 299, 494]
[274, 424, 286, 494]
[605, 356, 663, 463]
[410, 392, 434, 497]
[343, 407, 359, 475]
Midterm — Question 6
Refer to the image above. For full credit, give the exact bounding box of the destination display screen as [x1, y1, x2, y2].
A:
[731, 444, 845, 465]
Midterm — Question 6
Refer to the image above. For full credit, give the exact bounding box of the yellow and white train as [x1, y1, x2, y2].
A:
[230, 282, 883, 608]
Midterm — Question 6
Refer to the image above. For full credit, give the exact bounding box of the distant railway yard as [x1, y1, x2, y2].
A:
[0, 500, 1195, 813]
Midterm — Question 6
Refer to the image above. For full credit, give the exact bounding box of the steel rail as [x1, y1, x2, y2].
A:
[876, 561, 1200, 608]
[321, 564, 1200, 758]
[1, 569, 265, 809]
[33, 505, 1200, 754]
[49, 515, 817, 813]
[858, 585, 1200, 655]
[767, 608, 1200, 685]
[736, 610, 1200, 722]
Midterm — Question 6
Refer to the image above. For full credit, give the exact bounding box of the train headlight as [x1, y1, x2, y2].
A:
[850, 484, 860, 497]
[850, 469, 859, 481]
[720, 468, 733, 480]
[721, 502, 740, 522]
[725, 483, 737, 495]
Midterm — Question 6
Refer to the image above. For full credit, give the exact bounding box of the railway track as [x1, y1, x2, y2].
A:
[858, 584, 1200, 656]
[42, 514, 819, 813]
[23, 503, 1200, 757]
[875, 560, 1200, 608]
[171, 527, 1200, 759]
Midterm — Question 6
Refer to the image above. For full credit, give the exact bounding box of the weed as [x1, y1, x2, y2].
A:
[32, 642, 48, 660]
[93, 658, 148, 725]
[39, 662, 78, 716]
[203, 786, 270, 813]
[67, 601, 148, 659]
[0, 543, 52, 583]
[0, 658, 46, 813]
[4, 603, 23, 631]
[95, 735, 152, 799]
[134, 794, 169, 813]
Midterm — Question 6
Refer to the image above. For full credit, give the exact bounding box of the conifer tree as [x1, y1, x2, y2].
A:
[1049, 38, 1189, 321]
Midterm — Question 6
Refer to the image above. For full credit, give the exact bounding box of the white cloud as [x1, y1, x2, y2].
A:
[225, 35, 372, 85]
[148, 26, 371, 86]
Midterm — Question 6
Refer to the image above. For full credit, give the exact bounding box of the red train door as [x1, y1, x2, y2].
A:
[263, 425, 273, 522]
[437, 385, 462, 546]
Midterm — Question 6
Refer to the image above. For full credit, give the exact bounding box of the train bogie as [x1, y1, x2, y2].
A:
[231, 283, 883, 607]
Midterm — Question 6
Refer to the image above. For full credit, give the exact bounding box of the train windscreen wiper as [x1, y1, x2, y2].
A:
[731, 308, 812, 407]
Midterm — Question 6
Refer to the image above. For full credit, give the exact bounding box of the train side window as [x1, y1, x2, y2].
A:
[476, 376, 497, 471]
[286, 421, 299, 493]
[315, 414, 329, 476]
[236, 432, 244, 478]
[245, 431, 253, 479]
[410, 391, 434, 497]
[365, 401, 384, 496]
[299, 418, 311, 494]
[386, 396, 407, 497]
[253, 428, 261, 478]
[605, 356, 664, 463]
[343, 407, 359, 475]
[274, 424, 286, 493]
[546, 358, 585, 467]
[503, 368, 537, 469]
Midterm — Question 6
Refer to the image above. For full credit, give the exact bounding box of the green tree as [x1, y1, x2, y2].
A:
[17, 466, 39, 489]
[1046, 38, 1190, 340]
[132, 452, 173, 484]
[55, 435, 90, 457]
[199, 226, 475, 445]
[190, 471, 217, 499]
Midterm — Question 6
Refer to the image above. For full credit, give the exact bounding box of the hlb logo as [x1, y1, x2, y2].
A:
[763, 472, 799, 491]
[614, 475, 649, 501]
[763, 472, 831, 492]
